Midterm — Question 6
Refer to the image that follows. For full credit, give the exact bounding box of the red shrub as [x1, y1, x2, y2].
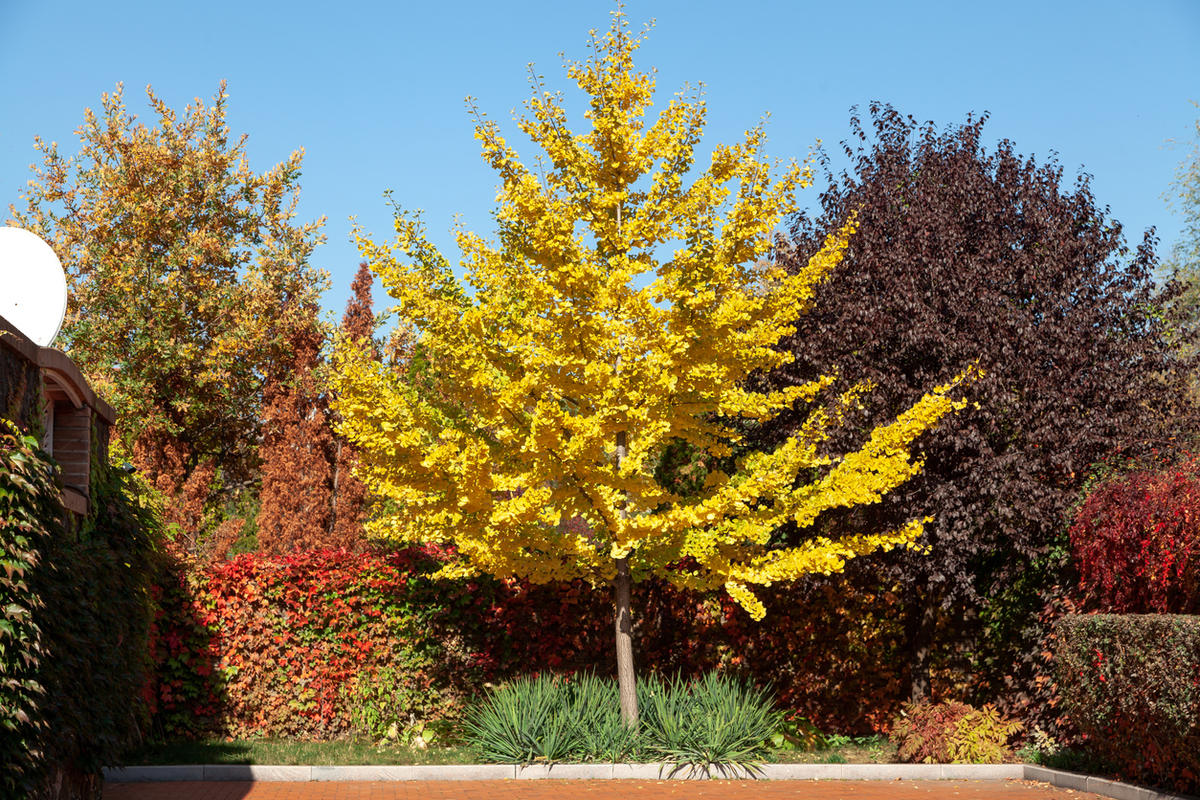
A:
[1070, 456, 1200, 613]
[151, 548, 471, 739]
[150, 548, 923, 740]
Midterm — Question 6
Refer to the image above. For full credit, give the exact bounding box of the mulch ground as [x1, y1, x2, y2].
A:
[103, 779, 1109, 800]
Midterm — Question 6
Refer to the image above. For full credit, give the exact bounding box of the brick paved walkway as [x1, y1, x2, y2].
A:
[103, 779, 1107, 800]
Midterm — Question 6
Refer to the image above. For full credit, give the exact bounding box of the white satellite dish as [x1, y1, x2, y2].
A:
[0, 227, 68, 347]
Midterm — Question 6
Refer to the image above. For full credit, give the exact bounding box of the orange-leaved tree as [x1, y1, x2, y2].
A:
[332, 11, 975, 725]
[10, 82, 327, 549]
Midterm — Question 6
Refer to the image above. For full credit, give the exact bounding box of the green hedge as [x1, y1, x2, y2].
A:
[0, 420, 159, 797]
[1054, 613, 1200, 793]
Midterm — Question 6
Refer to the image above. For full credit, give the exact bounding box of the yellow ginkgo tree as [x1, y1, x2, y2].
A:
[333, 10, 974, 725]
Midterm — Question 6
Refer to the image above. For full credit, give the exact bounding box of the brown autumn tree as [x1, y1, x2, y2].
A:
[756, 105, 1198, 703]
[255, 309, 336, 553]
[327, 263, 375, 547]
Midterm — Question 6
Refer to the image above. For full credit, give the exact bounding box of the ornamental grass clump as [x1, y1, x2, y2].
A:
[463, 672, 778, 771]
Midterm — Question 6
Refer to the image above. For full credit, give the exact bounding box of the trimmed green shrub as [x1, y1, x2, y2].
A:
[1055, 614, 1200, 793]
[889, 700, 1020, 764]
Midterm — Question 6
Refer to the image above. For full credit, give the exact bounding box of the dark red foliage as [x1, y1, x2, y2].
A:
[1071, 456, 1200, 613]
[757, 104, 1196, 696]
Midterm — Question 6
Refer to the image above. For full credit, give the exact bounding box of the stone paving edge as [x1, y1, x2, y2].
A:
[102, 762, 1199, 800]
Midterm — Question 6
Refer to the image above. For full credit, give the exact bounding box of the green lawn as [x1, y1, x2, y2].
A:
[123, 737, 899, 766]
[768, 735, 897, 764]
[124, 739, 477, 766]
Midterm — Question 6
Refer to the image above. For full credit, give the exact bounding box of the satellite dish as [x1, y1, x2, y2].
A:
[0, 227, 68, 347]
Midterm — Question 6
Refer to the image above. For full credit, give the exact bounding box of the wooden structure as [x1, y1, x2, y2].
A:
[0, 312, 115, 515]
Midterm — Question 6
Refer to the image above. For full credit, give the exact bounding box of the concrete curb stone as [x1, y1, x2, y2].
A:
[609, 763, 668, 780]
[311, 765, 516, 781]
[203, 765, 309, 781]
[941, 764, 1024, 780]
[100, 761, 1200, 800]
[1023, 765, 1198, 800]
[104, 766, 205, 782]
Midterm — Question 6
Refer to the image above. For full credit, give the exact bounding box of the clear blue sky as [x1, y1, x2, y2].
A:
[2, 0, 1198, 320]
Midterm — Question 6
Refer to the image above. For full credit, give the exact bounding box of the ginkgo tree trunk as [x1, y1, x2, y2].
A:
[332, 10, 974, 727]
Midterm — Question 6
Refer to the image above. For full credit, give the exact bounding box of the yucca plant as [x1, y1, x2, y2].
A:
[642, 672, 779, 776]
[566, 673, 641, 762]
[461, 675, 578, 763]
[462, 672, 779, 772]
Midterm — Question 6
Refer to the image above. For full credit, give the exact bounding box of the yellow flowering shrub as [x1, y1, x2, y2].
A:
[332, 10, 975, 621]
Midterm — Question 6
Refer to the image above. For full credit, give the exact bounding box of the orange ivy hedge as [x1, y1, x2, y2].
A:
[150, 548, 968, 740]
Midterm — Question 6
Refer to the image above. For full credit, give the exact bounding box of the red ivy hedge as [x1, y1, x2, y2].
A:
[151, 548, 997, 740]
[151, 547, 480, 739]
[1071, 456, 1200, 613]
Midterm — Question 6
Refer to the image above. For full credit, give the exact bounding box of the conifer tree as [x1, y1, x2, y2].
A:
[328, 264, 376, 547]
[332, 12, 972, 724]
[256, 310, 335, 552]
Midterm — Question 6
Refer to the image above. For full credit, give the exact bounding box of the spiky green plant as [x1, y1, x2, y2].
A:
[463, 672, 778, 772]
